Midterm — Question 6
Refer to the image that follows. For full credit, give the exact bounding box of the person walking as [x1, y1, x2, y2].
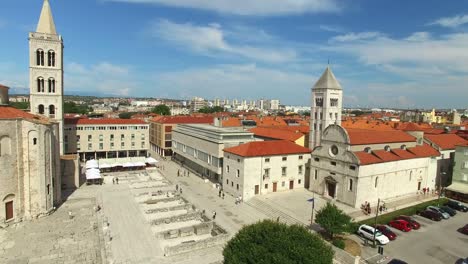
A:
[177, 170, 180, 177]
[176, 184, 179, 191]
[212, 211, 217, 220]
[180, 188, 183, 194]
[115, 177, 119, 184]
[222, 192, 225, 199]
[218, 189, 222, 197]
[112, 178, 115, 184]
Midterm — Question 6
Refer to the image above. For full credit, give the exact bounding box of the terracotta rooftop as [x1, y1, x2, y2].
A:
[249, 127, 304, 142]
[65, 118, 147, 125]
[151, 116, 213, 124]
[342, 120, 395, 131]
[346, 128, 416, 145]
[224, 140, 311, 157]
[0, 106, 51, 125]
[355, 144, 440, 165]
[424, 134, 468, 150]
[396, 122, 424, 131]
[222, 117, 241, 127]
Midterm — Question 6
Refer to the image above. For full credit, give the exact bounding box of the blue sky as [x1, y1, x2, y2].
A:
[1, 0, 468, 108]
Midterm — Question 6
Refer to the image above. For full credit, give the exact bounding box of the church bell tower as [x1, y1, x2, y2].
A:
[309, 66, 343, 149]
[29, 0, 64, 154]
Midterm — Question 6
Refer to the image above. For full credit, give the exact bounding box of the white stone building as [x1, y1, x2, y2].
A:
[0, 85, 61, 223]
[29, 0, 65, 154]
[223, 140, 311, 201]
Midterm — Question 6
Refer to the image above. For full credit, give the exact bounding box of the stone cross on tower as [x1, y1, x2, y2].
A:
[309, 66, 343, 149]
[29, 0, 65, 154]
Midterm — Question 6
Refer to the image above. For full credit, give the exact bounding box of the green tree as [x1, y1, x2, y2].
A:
[198, 106, 225, 113]
[118, 112, 137, 119]
[64, 101, 93, 114]
[223, 220, 333, 264]
[10, 101, 30, 110]
[315, 202, 352, 240]
[151, 104, 171, 115]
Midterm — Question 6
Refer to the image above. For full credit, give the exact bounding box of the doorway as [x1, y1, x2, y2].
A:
[5, 201, 13, 221]
[327, 182, 336, 198]
[273, 182, 277, 192]
[254, 185, 259, 195]
[289, 180, 294, 190]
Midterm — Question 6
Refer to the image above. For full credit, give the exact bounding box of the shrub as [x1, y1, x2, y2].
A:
[332, 239, 345, 250]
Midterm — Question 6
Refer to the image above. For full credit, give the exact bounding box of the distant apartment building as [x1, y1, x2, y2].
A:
[92, 105, 113, 114]
[266, 99, 280, 111]
[446, 143, 468, 202]
[149, 116, 213, 157]
[64, 118, 149, 161]
[223, 140, 311, 201]
[190, 97, 207, 112]
[170, 106, 190, 116]
[172, 124, 255, 182]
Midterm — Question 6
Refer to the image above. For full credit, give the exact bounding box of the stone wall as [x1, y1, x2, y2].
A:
[151, 211, 201, 225]
[163, 233, 229, 257]
[60, 155, 81, 190]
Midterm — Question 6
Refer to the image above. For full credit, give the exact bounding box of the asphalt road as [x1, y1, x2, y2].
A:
[353, 209, 468, 264]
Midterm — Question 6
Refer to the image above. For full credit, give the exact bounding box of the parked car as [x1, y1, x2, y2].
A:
[375, 225, 397, 240]
[388, 220, 412, 232]
[459, 224, 468, 235]
[387, 259, 408, 264]
[394, 215, 421, 230]
[357, 224, 390, 245]
[456, 257, 468, 264]
[446, 200, 468, 212]
[440, 205, 457, 216]
[418, 209, 442, 221]
[427, 206, 450, 219]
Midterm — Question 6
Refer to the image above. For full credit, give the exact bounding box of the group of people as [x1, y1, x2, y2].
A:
[235, 195, 243, 205]
[112, 177, 119, 184]
[175, 184, 183, 194]
[218, 189, 225, 199]
[422, 187, 433, 195]
[362, 201, 372, 215]
[177, 169, 190, 177]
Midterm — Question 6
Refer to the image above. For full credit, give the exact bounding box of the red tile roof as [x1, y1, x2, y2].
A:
[224, 140, 311, 157]
[260, 125, 310, 134]
[65, 118, 147, 125]
[151, 116, 213, 124]
[222, 117, 241, 127]
[346, 129, 416, 145]
[249, 127, 304, 142]
[424, 134, 468, 150]
[397, 122, 424, 131]
[355, 144, 440, 165]
[0, 106, 38, 119]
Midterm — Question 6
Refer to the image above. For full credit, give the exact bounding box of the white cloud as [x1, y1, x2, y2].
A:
[405, 32, 430, 42]
[319, 24, 344, 33]
[154, 64, 315, 103]
[429, 14, 468, 28]
[106, 0, 340, 16]
[150, 19, 297, 63]
[330, 31, 383, 42]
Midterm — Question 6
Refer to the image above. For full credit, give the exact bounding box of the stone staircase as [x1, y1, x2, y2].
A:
[246, 198, 308, 226]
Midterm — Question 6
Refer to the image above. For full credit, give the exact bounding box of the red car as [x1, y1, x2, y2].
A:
[459, 224, 468, 235]
[388, 220, 412, 232]
[395, 215, 421, 230]
[375, 225, 397, 240]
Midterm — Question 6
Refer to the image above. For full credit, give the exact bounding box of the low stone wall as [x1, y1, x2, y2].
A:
[145, 203, 193, 214]
[145, 196, 181, 204]
[151, 211, 201, 225]
[164, 233, 230, 257]
[158, 222, 213, 239]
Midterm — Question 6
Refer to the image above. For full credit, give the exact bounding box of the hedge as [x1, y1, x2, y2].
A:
[358, 198, 448, 227]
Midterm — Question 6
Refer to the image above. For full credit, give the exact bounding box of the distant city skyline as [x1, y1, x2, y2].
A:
[1, 0, 468, 108]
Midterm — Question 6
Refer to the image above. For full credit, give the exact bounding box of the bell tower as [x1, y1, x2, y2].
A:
[29, 0, 64, 154]
[309, 66, 343, 149]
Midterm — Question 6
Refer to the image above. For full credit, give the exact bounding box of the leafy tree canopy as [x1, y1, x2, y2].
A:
[315, 202, 352, 239]
[118, 112, 137, 119]
[9, 101, 30, 110]
[223, 220, 333, 264]
[198, 106, 225, 114]
[152, 104, 171, 116]
[64, 101, 93, 114]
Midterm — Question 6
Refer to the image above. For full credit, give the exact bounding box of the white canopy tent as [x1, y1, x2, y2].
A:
[86, 160, 99, 169]
[86, 168, 101, 180]
[145, 157, 158, 165]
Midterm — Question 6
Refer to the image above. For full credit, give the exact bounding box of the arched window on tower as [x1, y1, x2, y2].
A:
[48, 78, 55, 93]
[49, 105, 55, 118]
[36, 49, 44, 66]
[37, 77, 45, 93]
[38, 104, 45, 114]
[47, 50, 55, 67]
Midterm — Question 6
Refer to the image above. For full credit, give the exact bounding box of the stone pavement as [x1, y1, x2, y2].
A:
[0, 186, 103, 264]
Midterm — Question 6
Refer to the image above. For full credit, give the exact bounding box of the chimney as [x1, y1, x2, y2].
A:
[0, 84, 9, 106]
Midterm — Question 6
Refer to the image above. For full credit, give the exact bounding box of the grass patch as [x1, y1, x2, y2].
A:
[359, 198, 448, 227]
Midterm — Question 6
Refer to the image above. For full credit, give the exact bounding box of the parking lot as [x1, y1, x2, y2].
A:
[354, 208, 468, 264]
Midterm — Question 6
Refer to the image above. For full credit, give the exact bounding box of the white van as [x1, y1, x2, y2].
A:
[357, 224, 390, 245]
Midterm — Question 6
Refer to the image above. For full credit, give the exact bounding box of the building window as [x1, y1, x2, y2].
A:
[463, 174, 468, 182]
[99, 143, 103, 150]
[349, 179, 353, 191]
[264, 168, 270, 178]
[282, 181, 285, 187]
[121, 142, 125, 148]
[298, 165, 303, 175]
[265, 158, 270, 163]
[110, 142, 114, 149]
[131, 142, 135, 148]
[141, 142, 145, 148]
[38, 104, 45, 114]
[88, 135, 92, 141]
[37, 77, 45, 92]
[237, 184, 239, 190]
[33, 138, 37, 145]
[314, 169, 318, 180]
[236, 169, 240, 177]
[226, 166, 230, 173]
[88, 143, 92, 150]
[131, 134, 135, 140]
[48, 78, 55, 93]
[315, 98, 323, 107]
[110, 134, 114, 141]
[282, 157, 287, 161]
[36, 49, 45, 66]
[299, 155, 303, 160]
[282, 167, 287, 176]
[330, 161, 337, 166]
[99, 135, 103, 141]
[226, 179, 229, 184]
[409, 171, 412, 181]
[349, 165, 356, 170]
[231, 182, 234, 187]
[265, 184, 268, 189]
[141, 134, 145, 140]
[330, 98, 338, 107]
[47, 50, 56, 67]
[463, 161, 468, 169]
[298, 179, 302, 184]
[314, 157, 319, 162]
[121, 134, 125, 140]
[375, 177, 379, 188]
